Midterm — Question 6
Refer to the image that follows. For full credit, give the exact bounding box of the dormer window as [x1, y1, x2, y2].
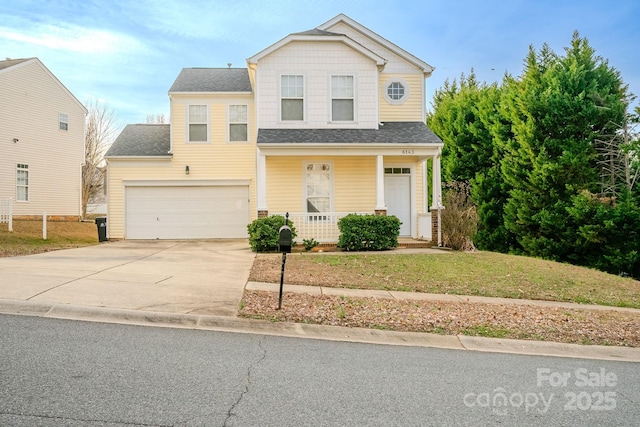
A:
[384, 78, 409, 104]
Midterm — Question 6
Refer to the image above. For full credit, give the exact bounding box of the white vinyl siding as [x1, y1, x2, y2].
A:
[0, 59, 85, 217]
[16, 164, 29, 201]
[331, 75, 354, 122]
[188, 105, 208, 142]
[281, 75, 304, 121]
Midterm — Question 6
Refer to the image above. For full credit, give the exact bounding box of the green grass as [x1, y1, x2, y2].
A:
[300, 251, 640, 309]
[0, 220, 99, 257]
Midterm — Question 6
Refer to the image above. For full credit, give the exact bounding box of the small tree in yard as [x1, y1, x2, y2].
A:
[82, 99, 119, 219]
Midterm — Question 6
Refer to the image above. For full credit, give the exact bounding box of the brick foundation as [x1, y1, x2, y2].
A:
[257, 210, 269, 218]
[374, 209, 387, 216]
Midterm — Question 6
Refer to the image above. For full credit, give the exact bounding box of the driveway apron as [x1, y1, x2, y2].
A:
[0, 240, 254, 317]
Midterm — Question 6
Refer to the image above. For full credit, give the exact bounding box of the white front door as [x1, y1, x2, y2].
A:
[384, 174, 411, 236]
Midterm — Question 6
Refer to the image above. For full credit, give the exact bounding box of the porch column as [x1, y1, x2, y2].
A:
[422, 160, 428, 213]
[375, 155, 386, 214]
[431, 152, 443, 246]
[256, 149, 268, 217]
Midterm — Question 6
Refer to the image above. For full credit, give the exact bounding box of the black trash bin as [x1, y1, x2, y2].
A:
[95, 217, 107, 242]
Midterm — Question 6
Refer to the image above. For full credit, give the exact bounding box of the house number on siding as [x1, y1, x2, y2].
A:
[402, 149, 414, 155]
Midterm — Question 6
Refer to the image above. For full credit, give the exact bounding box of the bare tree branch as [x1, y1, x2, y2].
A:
[82, 99, 120, 219]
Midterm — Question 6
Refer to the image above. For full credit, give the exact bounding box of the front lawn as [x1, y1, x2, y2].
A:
[0, 220, 99, 257]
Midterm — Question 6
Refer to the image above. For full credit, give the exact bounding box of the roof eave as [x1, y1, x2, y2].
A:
[318, 14, 435, 75]
[105, 155, 172, 160]
[169, 91, 253, 96]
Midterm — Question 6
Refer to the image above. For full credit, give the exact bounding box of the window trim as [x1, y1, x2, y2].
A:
[59, 112, 69, 131]
[303, 161, 334, 214]
[330, 74, 355, 122]
[187, 104, 209, 143]
[383, 78, 409, 105]
[228, 104, 249, 143]
[16, 163, 29, 202]
[280, 74, 305, 122]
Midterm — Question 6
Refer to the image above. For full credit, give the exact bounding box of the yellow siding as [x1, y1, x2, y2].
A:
[379, 73, 424, 122]
[107, 94, 257, 239]
[266, 156, 377, 213]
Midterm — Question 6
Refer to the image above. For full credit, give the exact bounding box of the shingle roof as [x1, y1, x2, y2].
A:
[291, 29, 343, 37]
[0, 57, 33, 71]
[105, 124, 171, 157]
[257, 122, 442, 144]
[169, 68, 252, 92]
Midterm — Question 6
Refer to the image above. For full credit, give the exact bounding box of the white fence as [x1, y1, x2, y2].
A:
[276, 212, 372, 243]
[0, 198, 12, 231]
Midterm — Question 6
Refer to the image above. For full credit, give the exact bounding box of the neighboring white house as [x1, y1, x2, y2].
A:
[0, 57, 87, 220]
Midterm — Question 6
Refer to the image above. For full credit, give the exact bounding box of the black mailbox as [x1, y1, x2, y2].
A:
[278, 225, 292, 253]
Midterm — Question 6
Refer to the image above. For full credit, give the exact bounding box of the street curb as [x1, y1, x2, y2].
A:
[1, 299, 639, 362]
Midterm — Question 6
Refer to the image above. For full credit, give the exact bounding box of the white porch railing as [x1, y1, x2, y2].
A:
[276, 212, 372, 243]
[1, 198, 13, 231]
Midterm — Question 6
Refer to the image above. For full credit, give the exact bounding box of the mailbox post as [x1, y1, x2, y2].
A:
[277, 213, 292, 309]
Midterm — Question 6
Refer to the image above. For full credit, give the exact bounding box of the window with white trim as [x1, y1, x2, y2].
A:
[59, 113, 68, 131]
[384, 78, 409, 104]
[16, 164, 29, 201]
[229, 105, 248, 142]
[281, 75, 304, 121]
[305, 162, 332, 213]
[188, 105, 208, 142]
[331, 75, 354, 121]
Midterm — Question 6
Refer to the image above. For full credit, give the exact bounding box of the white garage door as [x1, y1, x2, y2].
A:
[126, 186, 249, 239]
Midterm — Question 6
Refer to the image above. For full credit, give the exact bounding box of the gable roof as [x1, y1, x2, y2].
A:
[105, 124, 171, 157]
[257, 122, 442, 145]
[0, 57, 32, 71]
[169, 68, 252, 93]
[0, 57, 87, 113]
[247, 25, 386, 67]
[318, 14, 434, 76]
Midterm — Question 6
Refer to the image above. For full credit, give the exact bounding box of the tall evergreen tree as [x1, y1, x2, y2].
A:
[501, 32, 627, 260]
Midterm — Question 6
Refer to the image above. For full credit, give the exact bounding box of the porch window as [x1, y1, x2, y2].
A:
[188, 105, 208, 142]
[305, 162, 332, 214]
[331, 75, 354, 121]
[229, 105, 248, 142]
[16, 163, 28, 201]
[281, 75, 304, 121]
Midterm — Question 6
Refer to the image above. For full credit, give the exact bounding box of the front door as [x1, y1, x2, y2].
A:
[384, 173, 411, 236]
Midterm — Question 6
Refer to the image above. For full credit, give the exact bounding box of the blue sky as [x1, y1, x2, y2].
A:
[2, 0, 639, 129]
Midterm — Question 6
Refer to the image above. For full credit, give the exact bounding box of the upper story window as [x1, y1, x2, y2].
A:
[188, 105, 208, 142]
[16, 163, 29, 202]
[59, 113, 68, 131]
[384, 78, 409, 104]
[281, 75, 304, 121]
[331, 75, 354, 121]
[229, 105, 248, 142]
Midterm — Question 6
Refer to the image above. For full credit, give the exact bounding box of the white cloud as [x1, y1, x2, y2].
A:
[0, 20, 146, 55]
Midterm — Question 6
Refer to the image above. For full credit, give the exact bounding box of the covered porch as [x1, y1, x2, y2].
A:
[256, 123, 444, 244]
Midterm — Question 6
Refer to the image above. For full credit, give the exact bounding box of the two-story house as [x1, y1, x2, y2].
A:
[0, 57, 87, 220]
[105, 14, 444, 242]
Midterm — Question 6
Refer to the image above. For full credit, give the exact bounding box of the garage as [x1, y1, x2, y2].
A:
[125, 184, 249, 239]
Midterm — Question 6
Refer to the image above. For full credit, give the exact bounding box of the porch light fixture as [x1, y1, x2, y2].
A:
[13, 138, 19, 143]
[185, 165, 190, 175]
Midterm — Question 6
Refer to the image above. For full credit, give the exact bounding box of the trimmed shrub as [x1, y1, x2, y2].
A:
[247, 215, 297, 252]
[337, 214, 400, 251]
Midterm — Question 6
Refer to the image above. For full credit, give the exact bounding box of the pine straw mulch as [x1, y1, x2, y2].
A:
[239, 291, 640, 347]
[241, 255, 640, 347]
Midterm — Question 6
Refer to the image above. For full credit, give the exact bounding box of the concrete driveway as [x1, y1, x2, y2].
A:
[0, 240, 255, 317]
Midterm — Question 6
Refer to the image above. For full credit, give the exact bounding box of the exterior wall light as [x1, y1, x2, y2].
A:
[185, 165, 190, 175]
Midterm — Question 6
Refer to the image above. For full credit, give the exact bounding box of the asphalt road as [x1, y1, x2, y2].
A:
[1, 314, 638, 426]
